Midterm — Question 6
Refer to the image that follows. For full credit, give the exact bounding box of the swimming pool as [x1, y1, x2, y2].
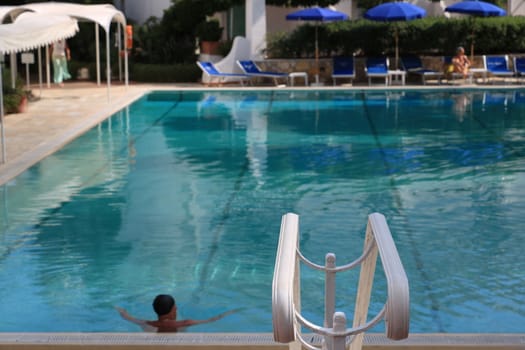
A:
[0, 89, 523, 333]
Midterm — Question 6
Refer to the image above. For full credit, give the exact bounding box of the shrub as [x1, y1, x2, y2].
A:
[2, 69, 25, 114]
[218, 39, 234, 57]
[196, 19, 223, 42]
[130, 63, 201, 82]
[266, 16, 525, 58]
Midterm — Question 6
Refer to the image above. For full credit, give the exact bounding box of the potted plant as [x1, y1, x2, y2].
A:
[2, 69, 26, 114]
[196, 19, 223, 55]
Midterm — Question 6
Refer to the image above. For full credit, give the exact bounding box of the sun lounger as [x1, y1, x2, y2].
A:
[236, 60, 288, 86]
[513, 57, 525, 84]
[197, 61, 250, 86]
[332, 56, 355, 85]
[400, 56, 442, 85]
[365, 57, 389, 86]
[483, 55, 513, 83]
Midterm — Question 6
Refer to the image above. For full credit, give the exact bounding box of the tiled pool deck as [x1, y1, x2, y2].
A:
[0, 81, 523, 349]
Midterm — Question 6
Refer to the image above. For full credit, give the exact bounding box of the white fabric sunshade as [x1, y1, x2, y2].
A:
[18, 2, 126, 33]
[0, 6, 30, 24]
[0, 12, 79, 54]
[0, 1, 128, 108]
[8, 2, 129, 94]
[0, 11, 79, 165]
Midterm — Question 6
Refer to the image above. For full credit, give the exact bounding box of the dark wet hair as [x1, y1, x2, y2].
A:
[152, 294, 175, 316]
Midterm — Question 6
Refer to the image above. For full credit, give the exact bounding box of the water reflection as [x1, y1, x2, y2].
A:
[0, 89, 524, 332]
[481, 91, 514, 112]
[451, 92, 472, 121]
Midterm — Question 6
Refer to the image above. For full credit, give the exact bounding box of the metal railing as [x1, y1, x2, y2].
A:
[272, 212, 409, 350]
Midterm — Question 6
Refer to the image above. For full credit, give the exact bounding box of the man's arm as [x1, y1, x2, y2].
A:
[115, 306, 157, 332]
[191, 308, 241, 326]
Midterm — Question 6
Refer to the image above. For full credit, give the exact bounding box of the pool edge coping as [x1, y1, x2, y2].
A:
[0, 333, 523, 349]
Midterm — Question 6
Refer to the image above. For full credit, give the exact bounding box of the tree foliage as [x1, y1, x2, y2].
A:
[1, 0, 110, 4]
[266, 16, 525, 58]
[130, 0, 242, 64]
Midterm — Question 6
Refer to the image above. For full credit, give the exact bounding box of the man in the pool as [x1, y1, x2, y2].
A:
[115, 294, 238, 332]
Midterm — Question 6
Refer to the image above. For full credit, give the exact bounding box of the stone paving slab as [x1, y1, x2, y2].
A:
[0, 82, 150, 185]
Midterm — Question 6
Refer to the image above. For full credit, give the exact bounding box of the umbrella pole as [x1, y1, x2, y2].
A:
[395, 26, 399, 69]
[469, 17, 475, 62]
[315, 24, 319, 85]
[470, 27, 475, 62]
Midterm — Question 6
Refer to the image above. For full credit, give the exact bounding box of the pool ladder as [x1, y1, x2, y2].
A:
[272, 213, 409, 350]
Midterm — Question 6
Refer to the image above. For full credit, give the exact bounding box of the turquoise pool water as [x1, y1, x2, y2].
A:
[0, 89, 523, 333]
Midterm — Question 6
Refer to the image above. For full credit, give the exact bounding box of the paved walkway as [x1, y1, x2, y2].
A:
[0, 82, 155, 185]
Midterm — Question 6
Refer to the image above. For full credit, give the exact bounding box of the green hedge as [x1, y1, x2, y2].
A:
[130, 63, 201, 82]
[62, 16, 525, 84]
[68, 61, 201, 83]
[267, 16, 525, 58]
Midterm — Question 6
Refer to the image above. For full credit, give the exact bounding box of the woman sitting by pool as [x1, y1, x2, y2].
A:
[116, 294, 239, 332]
[452, 46, 470, 78]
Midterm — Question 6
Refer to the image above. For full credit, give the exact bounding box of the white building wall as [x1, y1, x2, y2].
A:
[410, 0, 453, 17]
[509, 0, 525, 15]
[246, 0, 267, 59]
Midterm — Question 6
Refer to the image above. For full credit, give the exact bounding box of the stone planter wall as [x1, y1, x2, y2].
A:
[257, 55, 492, 85]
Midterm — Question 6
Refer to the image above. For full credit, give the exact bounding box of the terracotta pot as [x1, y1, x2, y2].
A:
[17, 95, 28, 113]
[200, 41, 220, 55]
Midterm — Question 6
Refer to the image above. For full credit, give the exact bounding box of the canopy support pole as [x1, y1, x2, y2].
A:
[96, 23, 101, 86]
[10, 53, 16, 89]
[24, 58, 30, 91]
[106, 30, 111, 102]
[0, 62, 6, 164]
[38, 47, 43, 96]
[117, 24, 122, 82]
[124, 25, 129, 88]
[46, 45, 50, 88]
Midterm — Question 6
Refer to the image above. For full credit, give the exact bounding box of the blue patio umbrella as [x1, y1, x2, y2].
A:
[445, 0, 506, 16]
[445, 0, 506, 59]
[364, 2, 427, 68]
[286, 7, 349, 84]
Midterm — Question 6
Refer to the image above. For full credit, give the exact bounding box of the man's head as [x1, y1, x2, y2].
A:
[152, 294, 176, 317]
[456, 46, 465, 54]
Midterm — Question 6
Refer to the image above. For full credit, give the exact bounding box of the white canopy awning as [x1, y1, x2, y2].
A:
[0, 12, 79, 164]
[0, 6, 31, 24]
[17, 2, 126, 33]
[0, 12, 79, 54]
[0, 3, 129, 165]
[0, 2, 129, 99]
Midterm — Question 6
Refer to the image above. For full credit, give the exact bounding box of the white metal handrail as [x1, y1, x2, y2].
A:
[272, 212, 409, 350]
